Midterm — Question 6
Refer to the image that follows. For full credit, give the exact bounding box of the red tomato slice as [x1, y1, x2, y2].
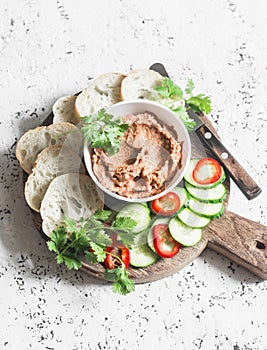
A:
[151, 192, 180, 216]
[104, 246, 130, 269]
[152, 224, 181, 258]
[192, 158, 222, 185]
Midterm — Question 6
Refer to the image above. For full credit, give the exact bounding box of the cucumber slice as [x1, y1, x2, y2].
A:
[185, 182, 226, 203]
[168, 217, 202, 247]
[130, 231, 158, 267]
[177, 207, 210, 228]
[147, 217, 170, 252]
[184, 159, 226, 189]
[188, 197, 224, 218]
[170, 186, 189, 209]
[116, 203, 151, 234]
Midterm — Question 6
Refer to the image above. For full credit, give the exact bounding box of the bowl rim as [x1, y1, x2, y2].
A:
[83, 99, 191, 203]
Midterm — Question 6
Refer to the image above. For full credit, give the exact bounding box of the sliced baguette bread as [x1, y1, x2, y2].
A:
[53, 95, 79, 125]
[16, 122, 83, 174]
[40, 173, 104, 236]
[120, 69, 164, 101]
[121, 69, 185, 108]
[25, 145, 86, 212]
[74, 72, 125, 118]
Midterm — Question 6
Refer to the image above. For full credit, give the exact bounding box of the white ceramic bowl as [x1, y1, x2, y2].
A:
[84, 100, 191, 204]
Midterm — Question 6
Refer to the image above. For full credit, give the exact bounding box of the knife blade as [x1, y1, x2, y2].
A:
[150, 63, 262, 200]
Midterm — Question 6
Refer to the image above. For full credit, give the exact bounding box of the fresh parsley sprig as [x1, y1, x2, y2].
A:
[154, 77, 183, 100]
[154, 77, 212, 130]
[185, 78, 211, 114]
[47, 211, 137, 295]
[81, 108, 129, 155]
[105, 265, 135, 295]
[111, 216, 137, 248]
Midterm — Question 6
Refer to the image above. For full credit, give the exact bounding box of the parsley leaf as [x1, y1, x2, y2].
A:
[117, 232, 135, 249]
[84, 251, 99, 264]
[81, 108, 130, 155]
[47, 227, 67, 253]
[64, 217, 77, 234]
[187, 94, 211, 114]
[111, 216, 137, 248]
[154, 77, 183, 99]
[185, 78, 195, 96]
[86, 226, 112, 247]
[56, 254, 64, 264]
[89, 242, 107, 262]
[184, 79, 211, 114]
[171, 105, 196, 131]
[47, 240, 58, 254]
[153, 77, 212, 131]
[112, 216, 137, 231]
[69, 232, 90, 254]
[92, 210, 112, 222]
[105, 266, 135, 295]
[61, 253, 82, 270]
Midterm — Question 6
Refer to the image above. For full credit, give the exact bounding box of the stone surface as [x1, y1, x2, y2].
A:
[0, 0, 267, 349]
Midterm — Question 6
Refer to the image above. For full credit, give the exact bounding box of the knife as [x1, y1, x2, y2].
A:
[150, 63, 262, 200]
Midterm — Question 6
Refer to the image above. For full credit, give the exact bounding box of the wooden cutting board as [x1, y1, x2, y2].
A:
[26, 102, 267, 284]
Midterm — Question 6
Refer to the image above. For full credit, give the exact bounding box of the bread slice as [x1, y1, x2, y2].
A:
[53, 95, 79, 125]
[16, 122, 83, 174]
[74, 72, 125, 118]
[40, 173, 104, 236]
[25, 145, 86, 212]
[120, 69, 164, 101]
[121, 69, 185, 109]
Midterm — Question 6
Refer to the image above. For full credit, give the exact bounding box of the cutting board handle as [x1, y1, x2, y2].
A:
[206, 210, 267, 279]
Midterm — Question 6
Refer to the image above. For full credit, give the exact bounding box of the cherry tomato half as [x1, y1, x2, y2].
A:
[151, 192, 181, 216]
[104, 246, 130, 270]
[152, 224, 181, 258]
[192, 158, 222, 185]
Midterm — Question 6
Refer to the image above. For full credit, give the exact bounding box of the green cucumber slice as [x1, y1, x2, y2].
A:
[177, 207, 210, 228]
[147, 217, 170, 252]
[130, 231, 158, 267]
[188, 197, 224, 218]
[116, 203, 151, 234]
[185, 182, 226, 203]
[170, 186, 189, 209]
[168, 217, 202, 247]
[184, 159, 226, 189]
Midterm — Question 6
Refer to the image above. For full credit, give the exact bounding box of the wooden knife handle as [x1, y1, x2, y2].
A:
[197, 124, 262, 200]
[206, 210, 267, 279]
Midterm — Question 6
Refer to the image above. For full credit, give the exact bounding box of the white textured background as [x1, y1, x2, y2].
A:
[0, 1, 267, 349]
